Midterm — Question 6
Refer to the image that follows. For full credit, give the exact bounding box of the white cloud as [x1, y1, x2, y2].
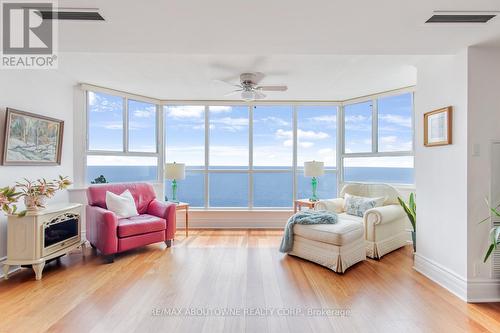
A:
[311, 115, 336, 123]
[100, 122, 123, 130]
[209, 106, 233, 113]
[379, 114, 412, 128]
[211, 117, 247, 132]
[379, 136, 397, 144]
[276, 129, 329, 141]
[166, 106, 205, 119]
[299, 141, 314, 148]
[345, 115, 369, 123]
[259, 116, 290, 126]
[283, 139, 293, 147]
[88, 91, 96, 106]
[133, 109, 155, 118]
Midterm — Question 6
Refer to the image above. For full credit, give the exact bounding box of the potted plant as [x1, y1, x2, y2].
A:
[398, 193, 416, 252]
[0, 176, 72, 216]
[481, 201, 500, 262]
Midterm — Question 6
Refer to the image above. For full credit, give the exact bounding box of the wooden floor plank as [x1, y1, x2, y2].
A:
[0, 229, 499, 333]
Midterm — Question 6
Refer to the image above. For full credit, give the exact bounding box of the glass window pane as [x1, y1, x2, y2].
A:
[344, 156, 414, 184]
[209, 106, 248, 168]
[297, 171, 337, 201]
[378, 93, 413, 152]
[86, 156, 157, 183]
[253, 172, 292, 207]
[165, 171, 204, 207]
[88, 91, 124, 151]
[344, 101, 372, 153]
[128, 100, 157, 152]
[297, 106, 337, 167]
[253, 106, 293, 167]
[165, 105, 205, 168]
[209, 173, 248, 207]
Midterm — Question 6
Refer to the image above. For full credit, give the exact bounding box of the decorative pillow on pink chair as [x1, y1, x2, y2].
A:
[105, 190, 139, 218]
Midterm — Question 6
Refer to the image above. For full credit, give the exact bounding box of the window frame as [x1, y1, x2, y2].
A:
[82, 84, 414, 210]
[339, 89, 415, 186]
[85, 90, 163, 185]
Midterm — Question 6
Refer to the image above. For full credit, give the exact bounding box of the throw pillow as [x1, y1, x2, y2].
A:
[105, 190, 139, 218]
[344, 193, 384, 217]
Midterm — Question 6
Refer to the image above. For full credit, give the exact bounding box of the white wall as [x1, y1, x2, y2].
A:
[413, 51, 469, 299]
[0, 70, 75, 272]
[466, 46, 500, 301]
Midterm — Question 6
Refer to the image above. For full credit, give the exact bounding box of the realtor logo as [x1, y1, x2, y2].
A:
[1, 1, 58, 69]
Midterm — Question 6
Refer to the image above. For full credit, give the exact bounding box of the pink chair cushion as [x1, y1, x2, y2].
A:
[87, 183, 157, 214]
[117, 214, 166, 238]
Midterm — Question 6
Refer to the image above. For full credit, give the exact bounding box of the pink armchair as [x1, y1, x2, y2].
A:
[86, 183, 176, 263]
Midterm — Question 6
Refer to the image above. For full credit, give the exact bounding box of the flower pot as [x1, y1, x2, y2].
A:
[411, 231, 416, 252]
[24, 195, 47, 211]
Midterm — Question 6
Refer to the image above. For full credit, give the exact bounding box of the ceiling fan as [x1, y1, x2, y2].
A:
[217, 72, 288, 101]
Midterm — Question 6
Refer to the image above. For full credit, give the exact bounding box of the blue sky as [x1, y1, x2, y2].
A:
[89, 91, 413, 168]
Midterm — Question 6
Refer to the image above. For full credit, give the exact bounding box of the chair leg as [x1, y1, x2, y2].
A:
[104, 254, 114, 264]
[165, 240, 172, 248]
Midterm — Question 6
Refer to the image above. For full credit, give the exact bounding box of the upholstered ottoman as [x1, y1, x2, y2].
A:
[288, 218, 366, 273]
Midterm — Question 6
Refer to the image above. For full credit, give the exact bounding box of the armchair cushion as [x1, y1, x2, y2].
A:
[344, 193, 384, 217]
[106, 189, 139, 218]
[314, 198, 345, 213]
[364, 204, 406, 226]
[118, 214, 166, 238]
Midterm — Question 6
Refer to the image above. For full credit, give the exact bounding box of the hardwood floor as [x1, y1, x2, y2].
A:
[0, 229, 499, 333]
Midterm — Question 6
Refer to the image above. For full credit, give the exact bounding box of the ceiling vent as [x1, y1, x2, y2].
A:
[426, 11, 497, 24]
[26, 7, 104, 21]
[40, 11, 104, 21]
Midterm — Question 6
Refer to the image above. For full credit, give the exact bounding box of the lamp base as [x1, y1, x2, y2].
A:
[309, 177, 319, 202]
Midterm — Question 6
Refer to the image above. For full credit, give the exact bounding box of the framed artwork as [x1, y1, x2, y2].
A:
[2, 108, 64, 165]
[424, 106, 452, 147]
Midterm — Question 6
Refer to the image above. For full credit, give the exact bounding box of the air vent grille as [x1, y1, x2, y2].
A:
[39, 11, 104, 21]
[426, 14, 496, 23]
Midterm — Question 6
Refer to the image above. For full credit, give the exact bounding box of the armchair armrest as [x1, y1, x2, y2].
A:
[147, 200, 177, 240]
[314, 198, 345, 213]
[85, 205, 119, 255]
[363, 204, 405, 226]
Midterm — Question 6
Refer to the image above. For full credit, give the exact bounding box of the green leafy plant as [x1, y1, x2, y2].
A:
[398, 193, 416, 252]
[480, 199, 500, 263]
[0, 176, 72, 217]
[398, 193, 416, 232]
[91, 175, 108, 184]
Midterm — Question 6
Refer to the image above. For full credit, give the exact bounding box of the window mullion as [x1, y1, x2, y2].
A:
[337, 104, 344, 195]
[204, 105, 209, 209]
[372, 98, 378, 153]
[123, 97, 129, 153]
[292, 105, 298, 202]
[248, 105, 253, 209]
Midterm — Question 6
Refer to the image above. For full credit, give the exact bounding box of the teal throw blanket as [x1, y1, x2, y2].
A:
[279, 210, 338, 253]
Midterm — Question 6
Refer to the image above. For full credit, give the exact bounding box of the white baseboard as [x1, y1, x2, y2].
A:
[413, 253, 468, 302]
[467, 279, 500, 302]
[0, 256, 20, 279]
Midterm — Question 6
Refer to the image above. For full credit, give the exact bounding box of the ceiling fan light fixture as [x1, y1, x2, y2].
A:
[241, 90, 255, 101]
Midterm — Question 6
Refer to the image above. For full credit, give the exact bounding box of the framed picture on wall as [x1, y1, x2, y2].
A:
[424, 106, 452, 147]
[2, 108, 64, 165]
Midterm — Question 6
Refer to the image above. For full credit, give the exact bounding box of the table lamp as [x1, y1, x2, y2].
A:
[165, 162, 185, 203]
[304, 161, 324, 202]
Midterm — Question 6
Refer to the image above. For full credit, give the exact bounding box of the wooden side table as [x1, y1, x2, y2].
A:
[294, 199, 318, 213]
[173, 202, 189, 237]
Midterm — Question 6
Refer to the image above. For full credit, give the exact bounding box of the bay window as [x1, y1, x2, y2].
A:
[84, 86, 414, 210]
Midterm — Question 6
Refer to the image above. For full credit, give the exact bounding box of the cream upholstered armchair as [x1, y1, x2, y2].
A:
[315, 183, 408, 259]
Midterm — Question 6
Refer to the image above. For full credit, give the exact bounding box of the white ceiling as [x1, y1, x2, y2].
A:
[52, 1, 500, 100]
[57, 0, 500, 54]
[59, 53, 419, 100]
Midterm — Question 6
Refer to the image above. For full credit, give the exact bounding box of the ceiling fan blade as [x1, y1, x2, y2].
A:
[224, 89, 243, 97]
[212, 79, 242, 88]
[256, 85, 288, 92]
[253, 91, 266, 100]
